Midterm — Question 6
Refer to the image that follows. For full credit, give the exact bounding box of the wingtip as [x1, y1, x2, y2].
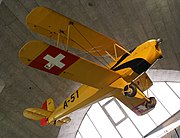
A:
[19, 40, 49, 65]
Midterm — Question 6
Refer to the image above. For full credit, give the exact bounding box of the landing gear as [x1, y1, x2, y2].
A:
[145, 97, 157, 108]
[124, 84, 137, 97]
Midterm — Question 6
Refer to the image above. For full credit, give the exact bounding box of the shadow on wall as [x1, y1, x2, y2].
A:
[0, 79, 5, 93]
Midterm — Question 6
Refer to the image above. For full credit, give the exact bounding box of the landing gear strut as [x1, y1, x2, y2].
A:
[124, 84, 137, 97]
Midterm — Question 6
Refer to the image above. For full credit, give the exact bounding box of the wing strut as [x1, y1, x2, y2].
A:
[114, 43, 131, 55]
[54, 21, 111, 68]
[105, 43, 132, 62]
[146, 76, 149, 98]
[66, 22, 73, 51]
[105, 50, 116, 61]
[56, 32, 60, 48]
[55, 22, 111, 68]
[71, 24, 111, 68]
[56, 22, 72, 51]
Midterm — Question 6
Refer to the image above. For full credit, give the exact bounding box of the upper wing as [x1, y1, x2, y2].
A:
[26, 7, 126, 57]
[19, 40, 120, 88]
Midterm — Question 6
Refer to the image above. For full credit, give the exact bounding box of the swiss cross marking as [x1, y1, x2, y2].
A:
[43, 53, 65, 70]
[29, 45, 80, 76]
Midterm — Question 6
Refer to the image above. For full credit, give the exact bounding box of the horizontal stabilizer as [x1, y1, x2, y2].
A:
[23, 108, 52, 121]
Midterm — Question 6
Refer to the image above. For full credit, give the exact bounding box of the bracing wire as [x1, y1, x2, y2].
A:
[37, 22, 111, 68]
[71, 24, 111, 68]
[59, 31, 109, 68]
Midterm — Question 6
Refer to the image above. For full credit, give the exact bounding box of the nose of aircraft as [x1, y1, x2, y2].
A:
[157, 38, 163, 45]
[155, 38, 163, 59]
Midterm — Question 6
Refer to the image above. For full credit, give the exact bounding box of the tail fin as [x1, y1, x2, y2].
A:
[42, 98, 55, 112]
[23, 98, 55, 126]
[40, 98, 55, 126]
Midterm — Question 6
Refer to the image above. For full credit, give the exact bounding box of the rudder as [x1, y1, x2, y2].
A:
[42, 98, 55, 112]
[23, 98, 55, 126]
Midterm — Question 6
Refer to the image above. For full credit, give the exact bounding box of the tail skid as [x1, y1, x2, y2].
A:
[53, 117, 71, 127]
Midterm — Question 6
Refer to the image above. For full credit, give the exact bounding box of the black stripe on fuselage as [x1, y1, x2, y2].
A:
[112, 58, 151, 75]
[111, 48, 135, 70]
[111, 53, 130, 70]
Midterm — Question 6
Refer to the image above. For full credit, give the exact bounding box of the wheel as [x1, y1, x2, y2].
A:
[145, 97, 157, 108]
[124, 84, 137, 97]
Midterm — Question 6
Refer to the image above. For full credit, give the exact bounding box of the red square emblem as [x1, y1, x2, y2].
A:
[29, 46, 80, 75]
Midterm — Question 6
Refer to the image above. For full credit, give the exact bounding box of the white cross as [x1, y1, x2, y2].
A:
[43, 53, 65, 70]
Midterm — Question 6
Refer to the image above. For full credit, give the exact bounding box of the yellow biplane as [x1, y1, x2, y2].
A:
[19, 7, 163, 127]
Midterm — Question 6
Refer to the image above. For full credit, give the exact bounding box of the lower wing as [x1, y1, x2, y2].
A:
[19, 40, 121, 89]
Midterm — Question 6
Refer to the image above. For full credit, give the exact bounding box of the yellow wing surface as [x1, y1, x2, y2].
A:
[26, 7, 126, 57]
[19, 40, 121, 88]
